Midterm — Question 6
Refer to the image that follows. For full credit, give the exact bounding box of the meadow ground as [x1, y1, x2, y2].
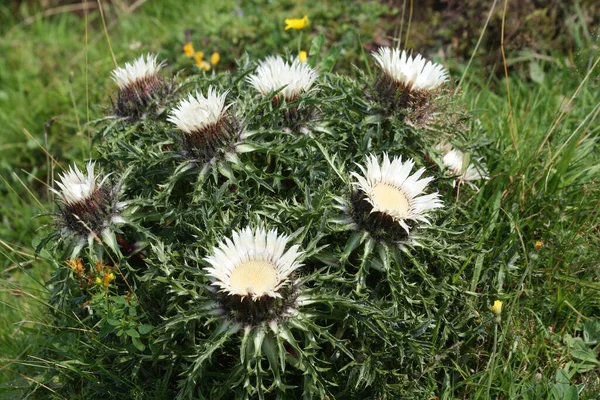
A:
[0, 0, 599, 398]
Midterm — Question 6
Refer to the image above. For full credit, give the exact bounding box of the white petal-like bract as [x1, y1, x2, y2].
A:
[373, 47, 448, 91]
[167, 88, 230, 134]
[111, 54, 164, 90]
[247, 56, 318, 100]
[55, 162, 98, 205]
[351, 154, 443, 233]
[204, 227, 303, 300]
[442, 148, 488, 183]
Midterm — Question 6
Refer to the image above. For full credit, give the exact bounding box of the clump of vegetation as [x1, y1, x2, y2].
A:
[1, 2, 599, 399]
[32, 27, 498, 396]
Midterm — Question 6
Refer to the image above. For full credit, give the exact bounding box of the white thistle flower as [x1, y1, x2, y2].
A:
[167, 88, 230, 134]
[54, 162, 100, 205]
[351, 154, 443, 233]
[247, 56, 318, 101]
[204, 227, 303, 300]
[442, 148, 488, 186]
[111, 53, 164, 90]
[52, 162, 123, 257]
[167, 87, 243, 163]
[373, 47, 448, 91]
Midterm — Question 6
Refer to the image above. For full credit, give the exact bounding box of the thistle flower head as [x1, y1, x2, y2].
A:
[204, 227, 303, 301]
[111, 54, 164, 90]
[52, 162, 122, 251]
[110, 54, 170, 118]
[247, 56, 318, 101]
[55, 162, 99, 206]
[373, 47, 448, 92]
[167, 87, 242, 163]
[442, 148, 488, 186]
[350, 154, 443, 238]
[168, 88, 229, 134]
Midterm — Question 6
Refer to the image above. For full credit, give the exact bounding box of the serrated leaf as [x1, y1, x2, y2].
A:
[342, 232, 362, 261]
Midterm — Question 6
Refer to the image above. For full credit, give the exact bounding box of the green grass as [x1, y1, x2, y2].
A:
[1, 0, 599, 398]
[453, 58, 600, 398]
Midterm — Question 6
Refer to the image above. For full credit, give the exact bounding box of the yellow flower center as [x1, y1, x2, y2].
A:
[230, 260, 278, 297]
[370, 183, 410, 217]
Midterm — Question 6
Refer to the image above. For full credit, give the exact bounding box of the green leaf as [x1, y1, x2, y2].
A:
[131, 336, 146, 351]
[107, 318, 120, 327]
[111, 296, 127, 305]
[125, 328, 140, 338]
[562, 386, 579, 400]
[262, 333, 282, 387]
[571, 348, 600, 365]
[342, 232, 362, 261]
[138, 324, 153, 335]
[308, 34, 325, 67]
[101, 229, 121, 256]
[321, 46, 341, 73]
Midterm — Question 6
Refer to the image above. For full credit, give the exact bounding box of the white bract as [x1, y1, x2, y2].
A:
[373, 47, 448, 91]
[442, 148, 488, 183]
[247, 56, 318, 100]
[111, 54, 163, 90]
[167, 88, 230, 134]
[204, 227, 303, 300]
[352, 154, 443, 233]
[54, 162, 99, 205]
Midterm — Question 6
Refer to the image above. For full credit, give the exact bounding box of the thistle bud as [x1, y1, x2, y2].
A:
[167, 87, 243, 164]
[111, 54, 170, 118]
[53, 162, 123, 250]
[372, 47, 448, 110]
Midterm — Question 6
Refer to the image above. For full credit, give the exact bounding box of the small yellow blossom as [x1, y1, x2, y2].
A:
[491, 300, 503, 316]
[210, 52, 220, 66]
[298, 50, 308, 63]
[285, 15, 310, 31]
[535, 241, 543, 250]
[95, 277, 102, 286]
[103, 272, 115, 287]
[194, 51, 205, 66]
[66, 258, 84, 276]
[199, 60, 211, 71]
[183, 42, 195, 58]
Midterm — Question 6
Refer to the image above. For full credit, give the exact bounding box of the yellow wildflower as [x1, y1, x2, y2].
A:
[95, 277, 102, 286]
[210, 52, 220, 66]
[66, 258, 84, 276]
[194, 51, 205, 66]
[103, 272, 115, 287]
[285, 15, 310, 31]
[298, 50, 308, 63]
[199, 60, 211, 71]
[183, 42, 195, 58]
[491, 300, 503, 316]
[535, 241, 543, 250]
